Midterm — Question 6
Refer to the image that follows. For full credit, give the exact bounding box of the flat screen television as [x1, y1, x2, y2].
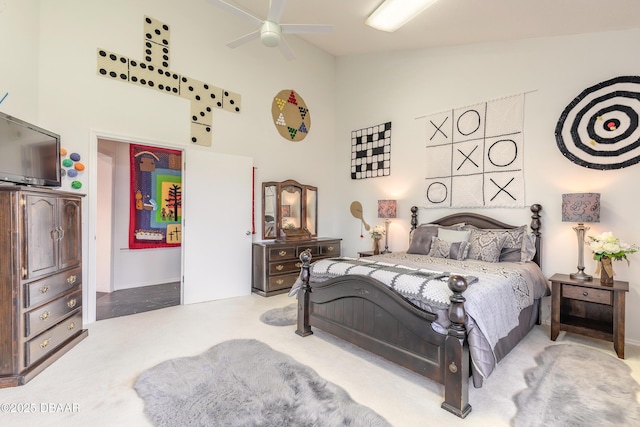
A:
[0, 111, 61, 187]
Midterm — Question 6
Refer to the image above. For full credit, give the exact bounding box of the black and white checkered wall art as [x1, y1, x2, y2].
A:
[96, 16, 241, 147]
[423, 94, 525, 208]
[351, 122, 391, 179]
[555, 76, 640, 170]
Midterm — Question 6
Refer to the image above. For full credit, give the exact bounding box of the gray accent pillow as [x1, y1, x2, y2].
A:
[407, 224, 464, 255]
[466, 229, 508, 262]
[428, 236, 469, 260]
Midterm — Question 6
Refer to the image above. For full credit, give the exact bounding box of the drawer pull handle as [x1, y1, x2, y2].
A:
[276, 279, 284, 285]
[67, 275, 77, 285]
[279, 250, 287, 257]
[40, 338, 51, 349]
[68, 321, 76, 330]
[583, 291, 588, 297]
[295, 262, 302, 268]
[276, 265, 284, 271]
[327, 246, 334, 251]
[39, 311, 50, 321]
[39, 285, 50, 294]
[67, 299, 77, 308]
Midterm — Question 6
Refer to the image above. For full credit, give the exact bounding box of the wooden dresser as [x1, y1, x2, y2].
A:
[0, 187, 88, 388]
[252, 238, 341, 296]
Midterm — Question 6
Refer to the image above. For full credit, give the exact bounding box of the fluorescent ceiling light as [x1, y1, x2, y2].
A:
[366, 0, 439, 32]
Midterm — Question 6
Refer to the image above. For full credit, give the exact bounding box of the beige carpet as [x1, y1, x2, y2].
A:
[0, 293, 638, 426]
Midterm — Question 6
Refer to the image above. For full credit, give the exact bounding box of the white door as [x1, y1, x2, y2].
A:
[182, 150, 253, 304]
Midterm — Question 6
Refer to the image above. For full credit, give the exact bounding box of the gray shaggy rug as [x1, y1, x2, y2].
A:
[513, 344, 640, 426]
[134, 339, 390, 427]
[259, 303, 297, 326]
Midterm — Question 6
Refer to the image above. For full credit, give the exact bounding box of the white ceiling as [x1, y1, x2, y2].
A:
[213, 0, 640, 57]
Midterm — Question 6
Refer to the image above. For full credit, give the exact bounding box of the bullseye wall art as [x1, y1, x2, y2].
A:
[555, 76, 640, 170]
[423, 94, 525, 208]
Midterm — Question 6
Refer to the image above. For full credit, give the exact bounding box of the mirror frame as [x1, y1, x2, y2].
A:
[261, 179, 318, 240]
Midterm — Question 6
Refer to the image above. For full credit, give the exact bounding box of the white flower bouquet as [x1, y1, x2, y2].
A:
[588, 231, 638, 263]
[370, 225, 385, 239]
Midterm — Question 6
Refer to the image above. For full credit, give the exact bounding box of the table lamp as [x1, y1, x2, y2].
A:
[378, 200, 397, 254]
[561, 193, 600, 280]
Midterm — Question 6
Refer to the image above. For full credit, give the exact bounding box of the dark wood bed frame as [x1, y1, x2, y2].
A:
[295, 204, 542, 418]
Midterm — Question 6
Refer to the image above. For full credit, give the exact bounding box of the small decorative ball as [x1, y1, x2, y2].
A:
[67, 169, 78, 177]
[60, 148, 68, 156]
[62, 159, 73, 167]
[71, 180, 82, 189]
[74, 162, 85, 171]
[70, 153, 81, 161]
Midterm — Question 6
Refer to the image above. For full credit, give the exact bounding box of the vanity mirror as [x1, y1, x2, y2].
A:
[261, 179, 317, 240]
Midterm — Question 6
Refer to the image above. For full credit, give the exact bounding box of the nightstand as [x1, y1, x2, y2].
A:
[550, 273, 628, 358]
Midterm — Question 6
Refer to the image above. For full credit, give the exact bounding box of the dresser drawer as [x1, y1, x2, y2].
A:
[267, 246, 296, 261]
[562, 284, 612, 305]
[320, 242, 340, 257]
[24, 289, 82, 338]
[25, 311, 83, 367]
[269, 259, 303, 276]
[24, 267, 82, 309]
[296, 244, 320, 257]
[268, 273, 298, 292]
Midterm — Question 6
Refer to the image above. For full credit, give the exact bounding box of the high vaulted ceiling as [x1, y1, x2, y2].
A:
[213, 0, 640, 57]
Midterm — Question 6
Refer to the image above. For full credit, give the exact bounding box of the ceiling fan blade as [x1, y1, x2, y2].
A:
[278, 36, 296, 61]
[280, 24, 334, 34]
[226, 30, 260, 48]
[267, 0, 287, 24]
[206, 0, 263, 27]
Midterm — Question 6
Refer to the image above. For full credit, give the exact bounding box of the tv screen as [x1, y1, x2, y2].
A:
[0, 112, 61, 187]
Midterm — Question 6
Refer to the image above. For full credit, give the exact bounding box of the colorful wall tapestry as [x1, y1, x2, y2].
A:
[423, 94, 524, 208]
[555, 76, 640, 170]
[129, 144, 182, 249]
[351, 122, 392, 179]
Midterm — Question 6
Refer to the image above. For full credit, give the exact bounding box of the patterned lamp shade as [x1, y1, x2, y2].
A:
[561, 193, 600, 223]
[378, 200, 397, 219]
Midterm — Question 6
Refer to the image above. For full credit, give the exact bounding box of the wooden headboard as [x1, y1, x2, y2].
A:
[409, 204, 543, 268]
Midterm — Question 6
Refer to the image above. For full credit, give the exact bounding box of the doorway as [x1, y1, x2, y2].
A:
[95, 138, 182, 320]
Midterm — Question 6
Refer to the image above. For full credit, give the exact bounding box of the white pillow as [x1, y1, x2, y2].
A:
[437, 228, 471, 242]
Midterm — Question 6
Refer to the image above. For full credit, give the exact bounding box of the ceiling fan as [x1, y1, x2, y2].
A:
[206, 0, 333, 60]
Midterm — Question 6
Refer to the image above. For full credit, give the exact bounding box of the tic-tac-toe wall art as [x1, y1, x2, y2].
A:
[555, 76, 640, 170]
[97, 16, 241, 147]
[423, 94, 525, 208]
[351, 122, 392, 179]
[129, 144, 182, 249]
[271, 89, 310, 141]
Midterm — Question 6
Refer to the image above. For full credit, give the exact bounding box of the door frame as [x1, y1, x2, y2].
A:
[87, 130, 185, 324]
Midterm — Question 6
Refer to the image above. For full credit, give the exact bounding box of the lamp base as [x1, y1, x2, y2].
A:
[570, 270, 593, 281]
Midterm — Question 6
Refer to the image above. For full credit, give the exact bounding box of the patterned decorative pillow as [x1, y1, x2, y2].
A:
[407, 223, 464, 255]
[466, 229, 508, 262]
[428, 236, 469, 260]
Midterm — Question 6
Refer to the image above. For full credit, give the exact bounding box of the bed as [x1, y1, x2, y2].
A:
[293, 204, 546, 418]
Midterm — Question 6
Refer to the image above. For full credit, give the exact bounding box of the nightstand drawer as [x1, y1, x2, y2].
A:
[562, 284, 612, 305]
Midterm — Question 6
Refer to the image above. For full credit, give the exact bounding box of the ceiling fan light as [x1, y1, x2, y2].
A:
[366, 0, 438, 32]
[261, 21, 281, 47]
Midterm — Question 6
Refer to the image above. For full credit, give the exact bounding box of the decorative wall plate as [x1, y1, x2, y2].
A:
[271, 89, 310, 141]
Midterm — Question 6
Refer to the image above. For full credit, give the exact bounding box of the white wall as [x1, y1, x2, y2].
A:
[334, 29, 640, 344]
[27, 0, 339, 320]
[0, 0, 40, 120]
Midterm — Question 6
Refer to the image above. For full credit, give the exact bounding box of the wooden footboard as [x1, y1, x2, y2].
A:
[295, 251, 472, 418]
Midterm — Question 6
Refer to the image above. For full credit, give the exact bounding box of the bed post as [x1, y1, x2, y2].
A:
[530, 204, 542, 267]
[410, 205, 418, 231]
[441, 275, 472, 418]
[295, 250, 313, 337]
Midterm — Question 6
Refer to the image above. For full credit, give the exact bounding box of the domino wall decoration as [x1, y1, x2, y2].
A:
[97, 16, 241, 147]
